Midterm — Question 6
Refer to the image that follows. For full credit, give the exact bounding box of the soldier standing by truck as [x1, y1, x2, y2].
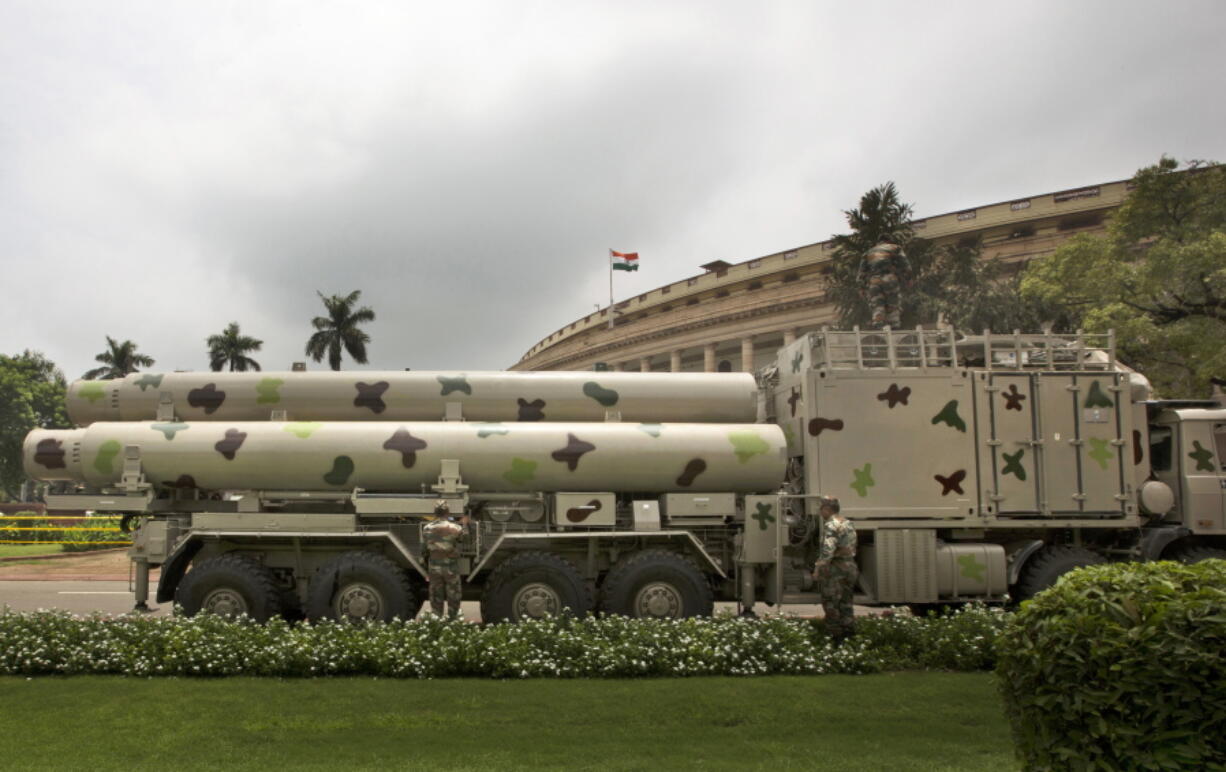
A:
[423, 501, 466, 619]
[813, 496, 857, 643]
[857, 242, 912, 329]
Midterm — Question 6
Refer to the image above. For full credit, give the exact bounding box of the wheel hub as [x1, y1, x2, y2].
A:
[513, 582, 561, 619]
[635, 582, 682, 618]
[335, 583, 382, 621]
[202, 588, 248, 617]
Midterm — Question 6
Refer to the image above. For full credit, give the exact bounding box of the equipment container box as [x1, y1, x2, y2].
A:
[552, 493, 616, 528]
[661, 493, 735, 524]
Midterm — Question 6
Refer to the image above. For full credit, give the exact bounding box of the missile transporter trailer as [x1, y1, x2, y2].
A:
[23, 329, 1226, 622]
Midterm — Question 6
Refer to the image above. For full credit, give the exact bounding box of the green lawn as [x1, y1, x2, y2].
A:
[0, 544, 62, 559]
[0, 673, 1015, 770]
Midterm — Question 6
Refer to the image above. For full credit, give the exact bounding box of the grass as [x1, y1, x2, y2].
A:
[0, 544, 63, 559]
[0, 673, 1015, 770]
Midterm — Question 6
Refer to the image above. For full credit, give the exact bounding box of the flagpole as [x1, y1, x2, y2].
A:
[608, 249, 614, 330]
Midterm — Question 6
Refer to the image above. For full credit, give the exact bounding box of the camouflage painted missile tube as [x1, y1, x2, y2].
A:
[65, 371, 760, 426]
[25, 421, 786, 494]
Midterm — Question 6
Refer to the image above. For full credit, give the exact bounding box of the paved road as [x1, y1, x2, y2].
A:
[0, 580, 165, 616]
[0, 582, 495, 618]
[0, 581, 855, 621]
[0, 553, 867, 620]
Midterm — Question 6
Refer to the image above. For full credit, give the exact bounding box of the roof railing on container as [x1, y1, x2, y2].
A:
[810, 327, 1115, 372]
[967, 329, 1115, 371]
[813, 327, 958, 371]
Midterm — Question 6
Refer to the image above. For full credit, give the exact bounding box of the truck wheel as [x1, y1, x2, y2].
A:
[306, 551, 420, 623]
[1012, 545, 1105, 602]
[600, 550, 714, 619]
[1164, 544, 1226, 564]
[175, 553, 284, 622]
[480, 551, 592, 623]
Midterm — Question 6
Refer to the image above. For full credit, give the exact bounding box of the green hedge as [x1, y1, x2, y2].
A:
[0, 512, 41, 543]
[0, 604, 1009, 678]
[60, 516, 130, 552]
[996, 560, 1226, 771]
[0, 512, 129, 552]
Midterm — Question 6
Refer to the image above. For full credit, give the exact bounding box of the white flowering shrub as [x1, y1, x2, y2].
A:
[852, 605, 1010, 671]
[0, 604, 1009, 678]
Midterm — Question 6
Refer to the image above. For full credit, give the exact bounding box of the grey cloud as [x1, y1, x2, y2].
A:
[2, 1, 1224, 378]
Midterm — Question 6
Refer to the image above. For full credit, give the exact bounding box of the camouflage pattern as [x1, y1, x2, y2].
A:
[424, 518, 465, 617]
[23, 421, 786, 494]
[813, 514, 857, 640]
[793, 329, 1135, 521]
[856, 243, 912, 329]
[64, 371, 759, 426]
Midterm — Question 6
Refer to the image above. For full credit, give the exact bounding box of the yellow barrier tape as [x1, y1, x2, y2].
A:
[0, 527, 123, 532]
[0, 540, 131, 545]
[1, 515, 133, 545]
[0, 516, 126, 521]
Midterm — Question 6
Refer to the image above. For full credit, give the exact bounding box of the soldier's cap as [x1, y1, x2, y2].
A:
[818, 496, 840, 513]
[434, 500, 450, 515]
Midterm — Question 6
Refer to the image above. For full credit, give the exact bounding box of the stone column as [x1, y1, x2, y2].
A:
[703, 343, 717, 373]
[782, 328, 796, 346]
[639, 356, 651, 373]
[741, 336, 755, 372]
[670, 350, 682, 372]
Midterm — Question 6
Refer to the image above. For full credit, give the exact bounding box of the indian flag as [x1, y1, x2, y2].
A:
[611, 249, 639, 271]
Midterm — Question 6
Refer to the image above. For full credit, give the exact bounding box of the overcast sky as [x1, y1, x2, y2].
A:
[2, 1, 1223, 380]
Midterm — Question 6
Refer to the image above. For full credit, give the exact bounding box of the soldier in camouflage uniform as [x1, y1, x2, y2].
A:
[856, 242, 912, 329]
[423, 501, 467, 619]
[812, 496, 858, 643]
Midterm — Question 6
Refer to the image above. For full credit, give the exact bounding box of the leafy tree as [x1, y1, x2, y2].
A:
[0, 352, 69, 500]
[910, 239, 1070, 334]
[1021, 157, 1226, 397]
[828, 183, 1050, 331]
[82, 336, 154, 380]
[207, 322, 263, 372]
[305, 290, 375, 371]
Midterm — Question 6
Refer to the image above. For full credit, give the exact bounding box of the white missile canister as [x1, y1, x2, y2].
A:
[25, 421, 787, 494]
[65, 371, 760, 426]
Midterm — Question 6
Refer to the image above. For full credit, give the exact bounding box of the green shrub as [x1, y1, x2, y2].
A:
[0, 512, 129, 552]
[0, 605, 1008, 679]
[996, 560, 1226, 771]
[0, 511, 42, 543]
[852, 604, 1009, 672]
[60, 515, 129, 552]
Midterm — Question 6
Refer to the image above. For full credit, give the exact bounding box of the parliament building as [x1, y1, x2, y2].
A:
[511, 178, 1130, 373]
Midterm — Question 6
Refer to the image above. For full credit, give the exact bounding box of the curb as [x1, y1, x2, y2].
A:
[0, 548, 127, 564]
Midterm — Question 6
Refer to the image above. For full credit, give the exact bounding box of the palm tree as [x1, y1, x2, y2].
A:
[305, 290, 375, 371]
[82, 336, 155, 380]
[827, 182, 929, 328]
[207, 322, 264, 372]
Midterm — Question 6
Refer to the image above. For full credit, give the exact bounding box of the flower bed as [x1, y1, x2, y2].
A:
[0, 604, 1009, 678]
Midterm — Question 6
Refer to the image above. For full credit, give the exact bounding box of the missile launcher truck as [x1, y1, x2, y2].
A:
[22, 328, 1226, 622]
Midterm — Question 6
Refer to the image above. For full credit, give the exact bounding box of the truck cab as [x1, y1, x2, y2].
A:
[1149, 407, 1226, 535]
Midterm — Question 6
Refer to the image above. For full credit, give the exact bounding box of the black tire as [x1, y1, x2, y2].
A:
[306, 551, 420, 623]
[1013, 545, 1105, 602]
[600, 549, 714, 619]
[279, 587, 306, 623]
[175, 553, 284, 622]
[1164, 544, 1226, 565]
[480, 551, 593, 623]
